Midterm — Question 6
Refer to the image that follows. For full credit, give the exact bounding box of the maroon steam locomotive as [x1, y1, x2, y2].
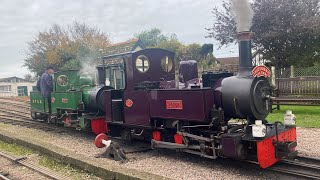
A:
[93, 31, 297, 168]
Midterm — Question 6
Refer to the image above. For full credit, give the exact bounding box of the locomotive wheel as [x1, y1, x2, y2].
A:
[95, 133, 108, 148]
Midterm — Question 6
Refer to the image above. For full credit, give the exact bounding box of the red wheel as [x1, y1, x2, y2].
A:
[94, 133, 108, 148]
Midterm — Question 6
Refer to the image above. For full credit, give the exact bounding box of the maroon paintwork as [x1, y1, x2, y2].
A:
[149, 89, 214, 122]
[104, 49, 213, 126]
[123, 90, 150, 126]
[132, 49, 175, 85]
[104, 91, 112, 122]
[120, 49, 176, 126]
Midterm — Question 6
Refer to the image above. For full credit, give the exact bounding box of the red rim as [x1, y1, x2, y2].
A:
[94, 133, 108, 148]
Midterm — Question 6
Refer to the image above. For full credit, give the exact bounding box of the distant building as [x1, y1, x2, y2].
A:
[215, 57, 239, 73]
[0, 76, 36, 97]
[101, 38, 146, 66]
[104, 38, 145, 56]
[216, 52, 269, 72]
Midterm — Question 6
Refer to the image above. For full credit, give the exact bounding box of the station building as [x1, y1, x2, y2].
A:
[0, 76, 36, 97]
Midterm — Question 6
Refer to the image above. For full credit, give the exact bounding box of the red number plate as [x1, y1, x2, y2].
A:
[166, 100, 183, 110]
[62, 98, 68, 103]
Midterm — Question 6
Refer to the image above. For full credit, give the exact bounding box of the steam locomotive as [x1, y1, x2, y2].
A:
[30, 31, 297, 168]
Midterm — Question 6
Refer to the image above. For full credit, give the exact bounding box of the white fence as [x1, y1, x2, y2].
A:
[0, 89, 28, 97]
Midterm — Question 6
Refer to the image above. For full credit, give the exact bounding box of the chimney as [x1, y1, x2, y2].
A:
[236, 31, 253, 77]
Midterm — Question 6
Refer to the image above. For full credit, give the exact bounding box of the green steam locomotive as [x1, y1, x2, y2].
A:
[30, 70, 111, 134]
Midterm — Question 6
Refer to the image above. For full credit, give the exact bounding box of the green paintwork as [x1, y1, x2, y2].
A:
[30, 69, 100, 124]
[81, 86, 96, 108]
[17, 86, 28, 96]
[54, 70, 95, 92]
[30, 92, 49, 113]
[51, 92, 83, 113]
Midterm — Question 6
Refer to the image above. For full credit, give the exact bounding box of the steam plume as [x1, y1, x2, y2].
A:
[79, 61, 98, 83]
[230, 0, 253, 32]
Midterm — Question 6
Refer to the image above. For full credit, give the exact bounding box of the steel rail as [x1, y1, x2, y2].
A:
[0, 97, 29, 103]
[0, 151, 70, 180]
[0, 116, 67, 133]
[0, 107, 30, 117]
[0, 102, 30, 109]
[269, 156, 320, 179]
[0, 112, 30, 120]
[0, 173, 10, 180]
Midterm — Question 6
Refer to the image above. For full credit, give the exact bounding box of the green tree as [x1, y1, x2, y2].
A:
[135, 28, 169, 47]
[156, 36, 183, 55]
[178, 43, 202, 61]
[207, 0, 320, 68]
[24, 73, 32, 82]
[24, 22, 110, 75]
[136, 28, 216, 72]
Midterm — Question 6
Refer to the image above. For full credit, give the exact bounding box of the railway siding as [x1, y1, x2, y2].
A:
[0, 128, 169, 180]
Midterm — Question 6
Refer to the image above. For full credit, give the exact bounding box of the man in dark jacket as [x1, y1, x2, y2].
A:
[40, 66, 55, 122]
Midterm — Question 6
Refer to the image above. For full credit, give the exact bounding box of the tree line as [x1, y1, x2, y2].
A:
[24, 0, 320, 78]
[207, 0, 320, 68]
[24, 24, 215, 77]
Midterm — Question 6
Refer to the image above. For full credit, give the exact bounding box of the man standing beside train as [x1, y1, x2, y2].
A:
[40, 66, 55, 123]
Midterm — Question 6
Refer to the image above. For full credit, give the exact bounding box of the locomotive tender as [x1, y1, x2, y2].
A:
[30, 31, 297, 168]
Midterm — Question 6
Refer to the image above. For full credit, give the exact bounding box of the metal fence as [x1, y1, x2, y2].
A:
[275, 65, 320, 99]
[275, 65, 320, 78]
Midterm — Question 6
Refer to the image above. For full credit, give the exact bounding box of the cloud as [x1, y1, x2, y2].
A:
[0, 0, 237, 78]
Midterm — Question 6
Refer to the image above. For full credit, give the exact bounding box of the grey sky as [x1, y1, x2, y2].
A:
[0, 0, 237, 78]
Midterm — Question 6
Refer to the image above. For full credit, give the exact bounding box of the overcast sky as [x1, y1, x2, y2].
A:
[0, 0, 237, 78]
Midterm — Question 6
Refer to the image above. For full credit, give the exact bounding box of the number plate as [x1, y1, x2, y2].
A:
[166, 100, 183, 110]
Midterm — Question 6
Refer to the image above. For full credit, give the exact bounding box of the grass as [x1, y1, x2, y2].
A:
[0, 140, 98, 179]
[0, 140, 33, 156]
[267, 105, 320, 128]
[39, 156, 99, 180]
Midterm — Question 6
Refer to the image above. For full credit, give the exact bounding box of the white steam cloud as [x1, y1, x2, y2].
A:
[230, 0, 253, 32]
[79, 61, 98, 84]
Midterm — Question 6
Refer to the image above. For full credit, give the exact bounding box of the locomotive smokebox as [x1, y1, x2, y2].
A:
[220, 31, 272, 122]
[237, 31, 253, 77]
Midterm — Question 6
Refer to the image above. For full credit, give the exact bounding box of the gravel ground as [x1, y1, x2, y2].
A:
[0, 123, 300, 180]
[296, 127, 320, 158]
[0, 156, 50, 180]
[0, 98, 317, 179]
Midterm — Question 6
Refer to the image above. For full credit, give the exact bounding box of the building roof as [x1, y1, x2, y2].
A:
[104, 38, 145, 56]
[0, 76, 30, 83]
[100, 38, 145, 66]
[216, 57, 239, 65]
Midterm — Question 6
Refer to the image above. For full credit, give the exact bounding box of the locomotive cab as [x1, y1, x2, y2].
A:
[99, 49, 177, 126]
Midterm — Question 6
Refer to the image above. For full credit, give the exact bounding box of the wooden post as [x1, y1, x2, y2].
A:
[290, 65, 294, 93]
[271, 66, 276, 87]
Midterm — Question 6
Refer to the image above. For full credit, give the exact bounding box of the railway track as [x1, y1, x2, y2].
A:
[0, 115, 67, 133]
[0, 97, 30, 104]
[270, 156, 320, 179]
[1, 98, 320, 179]
[0, 173, 10, 180]
[0, 151, 70, 180]
[0, 106, 30, 116]
[0, 111, 30, 120]
[0, 102, 30, 109]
